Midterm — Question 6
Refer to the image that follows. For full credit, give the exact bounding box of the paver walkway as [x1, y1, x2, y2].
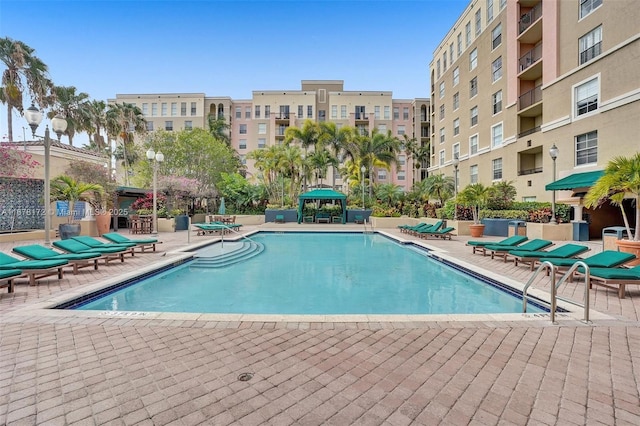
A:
[1, 225, 639, 425]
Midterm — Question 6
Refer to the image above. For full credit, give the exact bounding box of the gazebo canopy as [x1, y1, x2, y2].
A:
[297, 189, 347, 224]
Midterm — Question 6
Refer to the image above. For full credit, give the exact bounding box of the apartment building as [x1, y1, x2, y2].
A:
[429, 0, 639, 224]
[111, 81, 430, 193]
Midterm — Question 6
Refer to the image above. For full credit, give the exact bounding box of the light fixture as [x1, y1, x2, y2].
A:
[146, 148, 164, 235]
[549, 144, 559, 225]
[360, 165, 366, 210]
[453, 154, 459, 220]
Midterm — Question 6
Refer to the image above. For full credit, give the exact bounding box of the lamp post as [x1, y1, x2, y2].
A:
[453, 154, 459, 220]
[24, 106, 67, 246]
[360, 165, 366, 210]
[549, 143, 559, 225]
[146, 149, 164, 235]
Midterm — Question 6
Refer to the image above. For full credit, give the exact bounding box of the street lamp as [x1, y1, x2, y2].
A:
[453, 154, 459, 220]
[24, 106, 67, 246]
[146, 148, 164, 235]
[549, 143, 559, 225]
[360, 165, 366, 210]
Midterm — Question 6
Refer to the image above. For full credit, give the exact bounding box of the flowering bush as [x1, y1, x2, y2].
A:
[158, 175, 200, 213]
[131, 193, 166, 211]
[0, 144, 40, 178]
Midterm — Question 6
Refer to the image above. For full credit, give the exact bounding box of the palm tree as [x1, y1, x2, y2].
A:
[376, 183, 403, 207]
[0, 37, 55, 141]
[308, 149, 338, 188]
[48, 85, 90, 146]
[457, 183, 490, 224]
[84, 100, 108, 152]
[318, 122, 353, 189]
[207, 114, 230, 145]
[423, 173, 455, 207]
[403, 134, 430, 184]
[106, 102, 147, 185]
[285, 120, 320, 191]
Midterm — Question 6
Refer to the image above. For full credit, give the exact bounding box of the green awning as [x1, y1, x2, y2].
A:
[297, 189, 347, 224]
[545, 170, 604, 191]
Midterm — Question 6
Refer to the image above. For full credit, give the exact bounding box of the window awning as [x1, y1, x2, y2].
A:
[545, 170, 604, 191]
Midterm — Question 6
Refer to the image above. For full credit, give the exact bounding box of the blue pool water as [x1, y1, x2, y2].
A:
[74, 233, 544, 315]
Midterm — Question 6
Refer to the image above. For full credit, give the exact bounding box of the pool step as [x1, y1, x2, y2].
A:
[191, 241, 264, 268]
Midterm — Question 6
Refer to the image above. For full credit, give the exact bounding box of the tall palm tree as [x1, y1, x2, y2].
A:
[402, 134, 430, 184]
[207, 114, 230, 145]
[106, 102, 147, 185]
[0, 37, 55, 141]
[376, 183, 404, 207]
[423, 173, 455, 207]
[84, 100, 108, 152]
[308, 149, 338, 188]
[285, 120, 320, 192]
[48, 85, 90, 146]
[318, 122, 353, 189]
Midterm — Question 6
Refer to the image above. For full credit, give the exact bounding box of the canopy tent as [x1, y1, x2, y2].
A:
[297, 189, 347, 224]
[545, 170, 604, 191]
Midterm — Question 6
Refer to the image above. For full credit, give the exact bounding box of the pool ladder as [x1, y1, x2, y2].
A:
[363, 219, 373, 234]
[522, 260, 591, 324]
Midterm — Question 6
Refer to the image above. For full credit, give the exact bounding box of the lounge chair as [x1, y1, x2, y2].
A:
[53, 240, 128, 264]
[354, 215, 364, 224]
[485, 239, 553, 261]
[544, 250, 636, 274]
[275, 214, 285, 223]
[72, 236, 136, 256]
[12, 244, 101, 273]
[193, 223, 226, 235]
[102, 232, 161, 252]
[399, 222, 431, 233]
[0, 269, 22, 293]
[411, 221, 444, 237]
[466, 235, 528, 255]
[418, 226, 456, 240]
[579, 265, 640, 299]
[510, 243, 590, 270]
[0, 252, 68, 286]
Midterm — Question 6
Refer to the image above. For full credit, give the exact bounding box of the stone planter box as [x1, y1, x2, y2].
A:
[157, 218, 175, 232]
[192, 213, 207, 224]
[446, 220, 473, 236]
[525, 223, 573, 241]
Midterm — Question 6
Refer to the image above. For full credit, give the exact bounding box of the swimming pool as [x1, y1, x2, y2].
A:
[69, 232, 545, 315]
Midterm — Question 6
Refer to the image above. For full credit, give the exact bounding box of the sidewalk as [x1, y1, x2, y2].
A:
[1, 226, 639, 425]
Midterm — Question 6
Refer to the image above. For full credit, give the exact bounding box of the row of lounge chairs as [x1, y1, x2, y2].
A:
[0, 233, 161, 290]
[466, 235, 640, 298]
[193, 221, 243, 236]
[398, 220, 456, 240]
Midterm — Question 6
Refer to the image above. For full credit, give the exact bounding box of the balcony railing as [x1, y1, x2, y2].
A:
[519, 43, 543, 72]
[519, 2, 542, 34]
[518, 167, 543, 176]
[580, 41, 602, 65]
[519, 86, 542, 110]
[518, 126, 541, 138]
[354, 113, 369, 120]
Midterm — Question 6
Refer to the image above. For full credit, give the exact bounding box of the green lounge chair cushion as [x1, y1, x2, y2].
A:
[586, 265, 640, 279]
[509, 243, 589, 259]
[0, 252, 67, 270]
[467, 235, 527, 247]
[72, 236, 136, 248]
[102, 233, 158, 244]
[546, 250, 636, 268]
[0, 269, 22, 279]
[485, 239, 553, 253]
[53, 240, 127, 255]
[13, 245, 101, 261]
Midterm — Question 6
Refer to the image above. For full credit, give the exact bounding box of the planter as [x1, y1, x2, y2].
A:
[94, 212, 112, 236]
[469, 224, 485, 238]
[157, 218, 175, 232]
[615, 240, 640, 266]
[59, 223, 81, 240]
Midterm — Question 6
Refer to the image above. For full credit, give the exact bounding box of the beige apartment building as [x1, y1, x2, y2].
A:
[111, 81, 430, 193]
[429, 0, 639, 226]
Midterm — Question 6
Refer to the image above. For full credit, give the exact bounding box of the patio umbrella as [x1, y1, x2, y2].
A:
[218, 197, 226, 215]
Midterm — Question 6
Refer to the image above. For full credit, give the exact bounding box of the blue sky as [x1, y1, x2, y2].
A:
[1, 0, 469, 143]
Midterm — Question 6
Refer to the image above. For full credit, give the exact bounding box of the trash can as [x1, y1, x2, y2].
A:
[603, 226, 633, 251]
[174, 215, 190, 231]
[508, 220, 527, 237]
[573, 222, 589, 241]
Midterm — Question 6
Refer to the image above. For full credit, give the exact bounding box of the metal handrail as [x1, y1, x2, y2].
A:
[523, 260, 554, 313]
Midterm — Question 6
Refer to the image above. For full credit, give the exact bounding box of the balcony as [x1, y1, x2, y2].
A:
[518, 167, 543, 176]
[354, 113, 369, 121]
[275, 115, 290, 122]
[519, 85, 542, 115]
[518, 126, 541, 138]
[518, 43, 543, 80]
[518, 2, 542, 44]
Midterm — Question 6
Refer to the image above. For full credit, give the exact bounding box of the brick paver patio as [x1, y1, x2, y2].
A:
[1, 225, 639, 425]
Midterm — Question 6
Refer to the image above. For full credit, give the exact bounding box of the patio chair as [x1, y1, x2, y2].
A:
[509, 243, 590, 270]
[72, 236, 136, 256]
[0, 269, 23, 293]
[0, 252, 68, 286]
[12, 244, 101, 273]
[411, 221, 444, 237]
[418, 226, 456, 240]
[275, 214, 285, 223]
[354, 215, 365, 224]
[466, 235, 528, 255]
[102, 232, 161, 252]
[485, 239, 553, 261]
[578, 265, 640, 299]
[53, 240, 129, 264]
[193, 223, 227, 236]
[544, 251, 637, 279]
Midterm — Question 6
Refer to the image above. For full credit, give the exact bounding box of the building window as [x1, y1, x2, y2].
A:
[235, 107, 241, 118]
[307, 105, 313, 118]
[492, 57, 503, 82]
[331, 105, 337, 119]
[255, 105, 261, 118]
[439, 105, 445, 120]
[576, 131, 598, 165]
[161, 103, 167, 116]
[492, 123, 503, 148]
[378, 170, 387, 180]
[342, 105, 348, 119]
[245, 107, 251, 119]
[265, 105, 270, 118]
[180, 102, 186, 116]
[240, 155, 246, 165]
[453, 143, 460, 161]
[439, 150, 446, 166]
[492, 90, 503, 114]
[453, 67, 459, 86]
[146, 121, 154, 131]
[437, 59, 441, 79]
[298, 105, 303, 118]
[453, 118, 460, 136]
[142, 103, 148, 115]
[398, 155, 406, 166]
[579, 26, 602, 64]
[184, 121, 192, 130]
[165, 121, 173, 131]
[239, 139, 247, 149]
[443, 52, 447, 71]
[318, 110, 325, 121]
[403, 107, 409, 120]
[492, 23, 502, 50]
[258, 123, 266, 134]
[191, 102, 196, 116]
[384, 106, 390, 120]
[239, 124, 247, 134]
[575, 77, 599, 116]
[374, 106, 380, 119]
[470, 48, 478, 70]
[258, 138, 266, 148]
[470, 164, 478, 183]
[151, 103, 157, 116]
[470, 106, 478, 126]
[440, 128, 445, 144]
[465, 22, 471, 47]
[492, 158, 503, 180]
[397, 172, 406, 181]
[449, 43, 454, 64]
[378, 124, 387, 132]
[500, 0, 506, 10]
[470, 77, 478, 98]
[393, 107, 400, 120]
[580, 0, 602, 19]
[453, 92, 460, 110]
[487, 0, 494, 23]
[439, 82, 445, 99]
[457, 33, 462, 56]
[475, 9, 482, 36]
[470, 134, 478, 155]
[397, 125, 406, 135]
